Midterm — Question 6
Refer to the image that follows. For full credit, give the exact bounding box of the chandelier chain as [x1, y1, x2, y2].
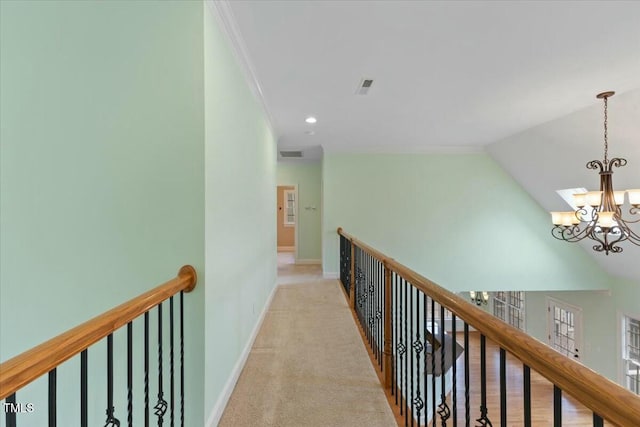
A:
[603, 95, 608, 164]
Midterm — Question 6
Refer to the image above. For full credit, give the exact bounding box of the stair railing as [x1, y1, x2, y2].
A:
[338, 228, 640, 427]
[0, 265, 197, 427]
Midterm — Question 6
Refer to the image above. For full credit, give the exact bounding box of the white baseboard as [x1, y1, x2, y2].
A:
[205, 281, 279, 427]
[295, 259, 321, 265]
[323, 272, 339, 279]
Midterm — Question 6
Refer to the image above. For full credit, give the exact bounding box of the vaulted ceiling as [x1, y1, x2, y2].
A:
[213, 0, 640, 281]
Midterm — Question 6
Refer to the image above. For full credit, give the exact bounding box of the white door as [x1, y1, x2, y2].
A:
[547, 298, 583, 361]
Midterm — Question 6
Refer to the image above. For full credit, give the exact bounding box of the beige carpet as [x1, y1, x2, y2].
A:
[218, 266, 396, 427]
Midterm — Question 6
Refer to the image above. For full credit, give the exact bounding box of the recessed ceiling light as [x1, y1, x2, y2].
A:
[305, 116, 317, 124]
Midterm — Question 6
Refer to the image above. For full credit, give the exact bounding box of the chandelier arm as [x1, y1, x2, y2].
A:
[619, 224, 640, 244]
[608, 158, 627, 169]
[590, 231, 612, 253]
[586, 160, 604, 173]
[620, 215, 640, 225]
[575, 208, 591, 222]
[606, 227, 628, 248]
[626, 206, 640, 220]
[551, 223, 595, 243]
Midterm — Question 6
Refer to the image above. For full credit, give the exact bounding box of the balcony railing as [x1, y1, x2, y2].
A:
[0, 265, 197, 427]
[338, 227, 640, 427]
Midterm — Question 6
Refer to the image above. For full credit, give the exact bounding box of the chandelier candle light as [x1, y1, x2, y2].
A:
[469, 291, 489, 306]
[551, 91, 640, 254]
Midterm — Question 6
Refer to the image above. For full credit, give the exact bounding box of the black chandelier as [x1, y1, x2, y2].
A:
[551, 91, 640, 255]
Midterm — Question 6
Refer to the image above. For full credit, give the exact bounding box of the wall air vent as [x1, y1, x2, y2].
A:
[280, 150, 303, 158]
[355, 78, 374, 95]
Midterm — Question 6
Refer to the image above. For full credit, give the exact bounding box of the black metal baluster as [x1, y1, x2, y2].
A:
[5, 393, 17, 427]
[155, 303, 167, 425]
[349, 241, 352, 293]
[347, 239, 351, 294]
[373, 257, 377, 362]
[49, 369, 56, 427]
[365, 252, 369, 343]
[170, 296, 175, 427]
[128, 322, 133, 427]
[393, 273, 397, 402]
[476, 334, 492, 426]
[523, 365, 531, 427]
[374, 257, 379, 363]
[356, 248, 360, 326]
[370, 254, 374, 351]
[358, 248, 363, 328]
[378, 261, 383, 367]
[105, 334, 119, 427]
[145, 311, 150, 427]
[365, 252, 369, 344]
[592, 413, 604, 427]
[413, 287, 423, 427]
[180, 291, 185, 427]
[404, 278, 409, 426]
[340, 236, 345, 289]
[397, 274, 402, 410]
[81, 350, 88, 427]
[553, 385, 562, 427]
[452, 314, 457, 427]
[423, 293, 428, 427]
[500, 348, 506, 427]
[438, 305, 450, 426]
[409, 283, 414, 427]
[464, 323, 470, 427]
[431, 298, 436, 426]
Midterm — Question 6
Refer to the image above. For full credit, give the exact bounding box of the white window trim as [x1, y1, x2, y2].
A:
[493, 291, 526, 331]
[620, 311, 640, 394]
[283, 189, 296, 227]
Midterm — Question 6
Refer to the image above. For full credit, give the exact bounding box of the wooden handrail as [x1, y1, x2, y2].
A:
[337, 227, 390, 264]
[0, 265, 197, 400]
[337, 228, 640, 427]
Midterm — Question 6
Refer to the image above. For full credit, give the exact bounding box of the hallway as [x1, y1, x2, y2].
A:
[218, 256, 396, 426]
[218, 253, 620, 426]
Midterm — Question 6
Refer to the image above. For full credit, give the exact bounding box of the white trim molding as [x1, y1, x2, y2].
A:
[206, 0, 277, 138]
[206, 281, 278, 427]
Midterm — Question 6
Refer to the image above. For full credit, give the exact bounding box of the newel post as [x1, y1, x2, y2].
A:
[349, 238, 356, 308]
[383, 259, 393, 389]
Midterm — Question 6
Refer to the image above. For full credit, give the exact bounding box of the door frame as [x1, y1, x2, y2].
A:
[546, 297, 583, 361]
[277, 184, 299, 261]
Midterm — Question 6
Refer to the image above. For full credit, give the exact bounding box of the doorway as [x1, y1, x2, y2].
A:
[277, 185, 296, 263]
[547, 297, 583, 361]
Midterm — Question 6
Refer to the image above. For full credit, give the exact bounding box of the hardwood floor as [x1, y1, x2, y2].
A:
[436, 332, 614, 427]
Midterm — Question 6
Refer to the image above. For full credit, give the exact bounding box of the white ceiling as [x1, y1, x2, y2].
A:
[216, 1, 640, 281]
[222, 0, 640, 154]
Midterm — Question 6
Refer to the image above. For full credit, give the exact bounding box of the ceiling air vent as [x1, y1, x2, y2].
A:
[280, 150, 303, 158]
[355, 78, 374, 95]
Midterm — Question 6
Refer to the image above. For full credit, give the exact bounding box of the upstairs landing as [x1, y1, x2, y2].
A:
[218, 256, 396, 427]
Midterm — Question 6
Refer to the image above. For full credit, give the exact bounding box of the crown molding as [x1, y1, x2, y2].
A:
[322, 144, 485, 155]
[206, 0, 277, 139]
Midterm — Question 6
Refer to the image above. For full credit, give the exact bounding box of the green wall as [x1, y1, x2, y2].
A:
[1, 1, 205, 425]
[322, 152, 613, 292]
[203, 5, 277, 424]
[524, 277, 640, 382]
[277, 161, 322, 261]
